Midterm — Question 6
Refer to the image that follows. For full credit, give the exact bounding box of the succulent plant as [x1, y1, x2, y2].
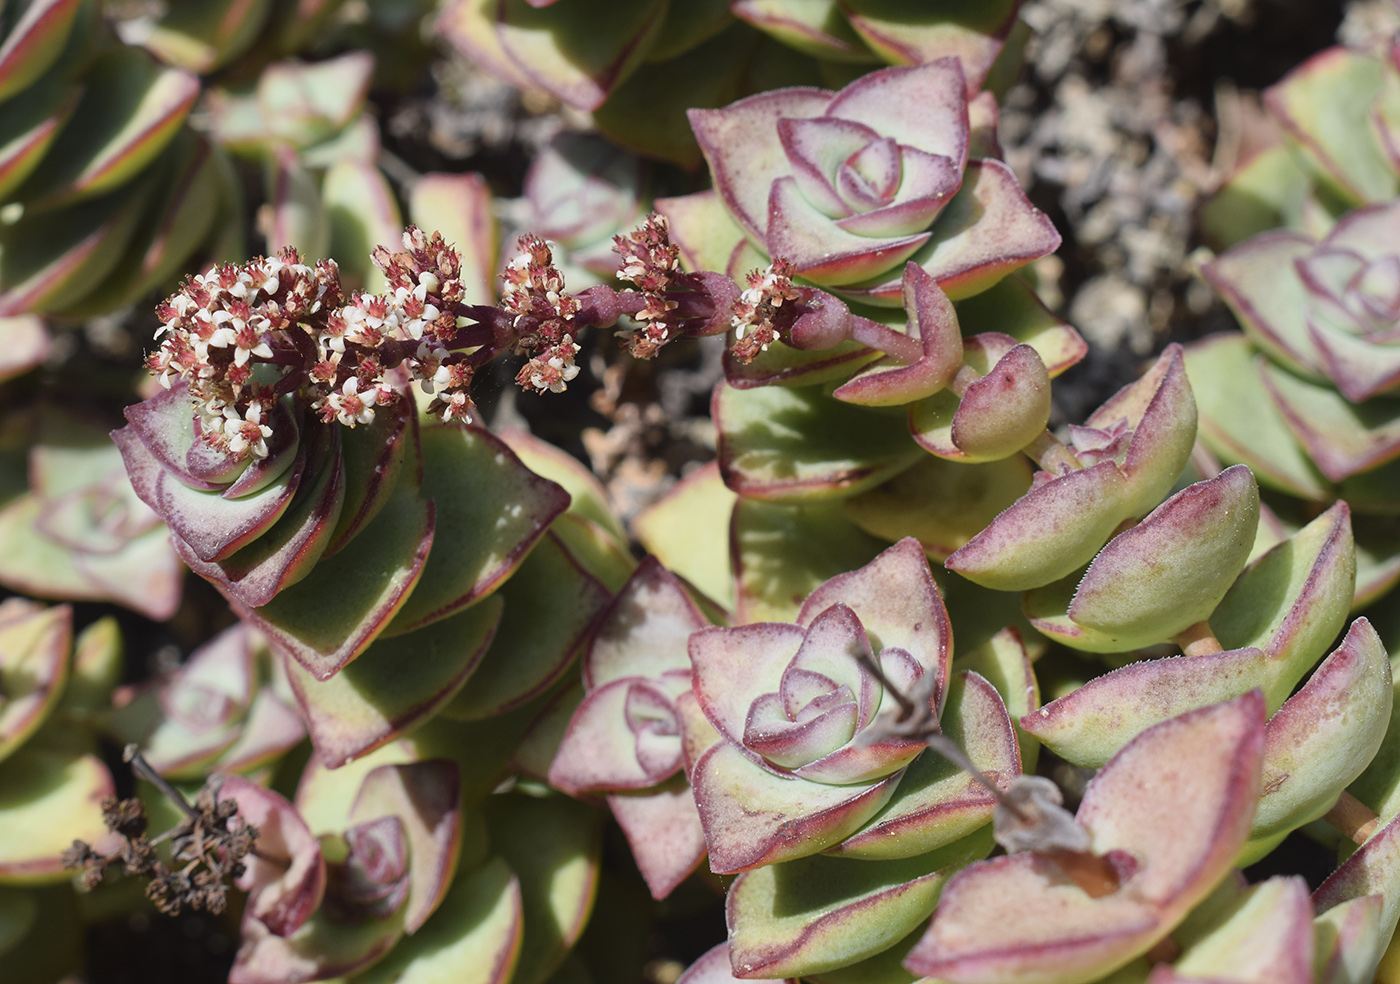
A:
[0, 408, 181, 619]
[436, 0, 1025, 164]
[1187, 26, 1400, 596]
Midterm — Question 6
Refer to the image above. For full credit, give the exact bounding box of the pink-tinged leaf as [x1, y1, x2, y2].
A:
[0, 600, 71, 764]
[842, 161, 1061, 306]
[952, 626, 1041, 770]
[286, 595, 502, 768]
[676, 689, 723, 781]
[239, 464, 434, 680]
[729, 0, 877, 63]
[549, 675, 688, 794]
[588, 559, 710, 688]
[844, 454, 1033, 563]
[944, 461, 1127, 592]
[1104, 344, 1199, 517]
[1079, 694, 1265, 906]
[731, 498, 885, 626]
[483, 792, 602, 984]
[834, 263, 964, 407]
[20, 47, 200, 206]
[135, 0, 271, 73]
[778, 116, 878, 218]
[725, 335, 882, 390]
[494, 0, 668, 110]
[608, 777, 707, 900]
[831, 671, 1019, 860]
[1157, 876, 1313, 984]
[0, 169, 157, 315]
[689, 88, 835, 242]
[797, 537, 950, 698]
[256, 52, 375, 149]
[949, 344, 1052, 460]
[383, 425, 568, 634]
[1213, 500, 1355, 705]
[691, 740, 901, 873]
[440, 532, 610, 721]
[826, 59, 970, 164]
[715, 381, 924, 502]
[118, 383, 237, 491]
[1060, 466, 1260, 647]
[1252, 619, 1391, 841]
[0, 748, 115, 883]
[0, 0, 83, 102]
[349, 761, 462, 934]
[499, 427, 622, 540]
[409, 172, 498, 303]
[0, 81, 81, 202]
[1200, 231, 1323, 377]
[436, 0, 537, 91]
[220, 774, 326, 938]
[1308, 315, 1400, 406]
[1022, 647, 1270, 770]
[1314, 812, 1400, 977]
[1183, 334, 1332, 501]
[159, 446, 304, 564]
[229, 901, 405, 984]
[835, 146, 962, 238]
[690, 622, 805, 746]
[1314, 892, 1385, 984]
[727, 827, 993, 979]
[954, 275, 1088, 378]
[842, 0, 1021, 93]
[1260, 360, 1400, 482]
[907, 693, 1266, 984]
[325, 396, 413, 556]
[678, 942, 796, 984]
[352, 856, 524, 984]
[1264, 47, 1398, 206]
[179, 425, 345, 607]
[767, 175, 932, 287]
[216, 687, 307, 774]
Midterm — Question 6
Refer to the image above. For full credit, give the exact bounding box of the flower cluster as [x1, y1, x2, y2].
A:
[503, 234, 584, 394]
[613, 213, 681, 358]
[729, 259, 801, 363]
[146, 229, 483, 458]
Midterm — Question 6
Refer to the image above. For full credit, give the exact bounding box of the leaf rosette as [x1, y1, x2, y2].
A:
[687, 539, 969, 873]
[684, 59, 1059, 306]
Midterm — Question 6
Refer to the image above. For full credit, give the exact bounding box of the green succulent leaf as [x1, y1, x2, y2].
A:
[286, 594, 503, 769]
[352, 856, 524, 984]
[0, 748, 113, 884]
[384, 424, 569, 634]
[440, 532, 609, 721]
[726, 827, 993, 979]
[634, 461, 737, 611]
[732, 497, 884, 624]
[483, 793, 603, 984]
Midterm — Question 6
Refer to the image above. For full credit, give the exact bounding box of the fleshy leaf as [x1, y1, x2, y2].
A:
[483, 792, 602, 984]
[608, 777, 708, 900]
[384, 425, 568, 633]
[633, 462, 738, 611]
[690, 739, 901, 873]
[352, 856, 523, 984]
[0, 749, 113, 884]
[843, 454, 1032, 562]
[906, 693, 1266, 984]
[349, 761, 462, 934]
[286, 596, 503, 768]
[715, 382, 924, 502]
[0, 601, 71, 764]
[727, 827, 993, 978]
[441, 533, 609, 720]
[829, 671, 1018, 860]
[220, 774, 326, 939]
[732, 498, 884, 624]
